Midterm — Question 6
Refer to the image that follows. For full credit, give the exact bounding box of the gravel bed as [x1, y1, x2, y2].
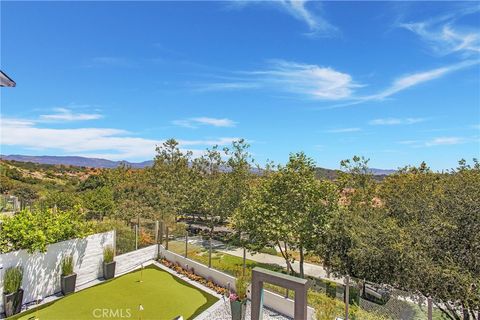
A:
[196, 297, 292, 320]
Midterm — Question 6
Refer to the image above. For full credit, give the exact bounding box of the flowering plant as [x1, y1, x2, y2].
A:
[229, 293, 239, 302]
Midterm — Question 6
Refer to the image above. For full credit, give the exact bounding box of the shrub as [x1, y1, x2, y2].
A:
[0, 207, 92, 253]
[235, 276, 249, 301]
[92, 219, 135, 255]
[61, 255, 74, 276]
[3, 267, 23, 294]
[103, 245, 115, 263]
[258, 246, 278, 256]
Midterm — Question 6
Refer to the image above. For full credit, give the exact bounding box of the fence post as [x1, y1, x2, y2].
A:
[135, 224, 138, 250]
[242, 247, 246, 277]
[155, 220, 160, 259]
[159, 220, 164, 247]
[427, 297, 433, 320]
[165, 226, 169, 250]
[345, 275, 350, 320]
[185, 230, 188, 259]
[113, 228, 117, 257]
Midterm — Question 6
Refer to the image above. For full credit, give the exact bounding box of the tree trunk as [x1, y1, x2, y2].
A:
[462, 303, 470, 320]
[299, 246, 305, 278]
[277, 241, 294, 275]
[208, 227, 213, 268]
[435, 301, 461, 320]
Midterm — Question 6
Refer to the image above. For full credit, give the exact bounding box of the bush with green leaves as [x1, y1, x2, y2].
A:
[0, 206, 92, 253]
[61, 255, 75, 276]
[103, 245, 115, 263]
[92, 219, 135, 255]
[3, 267, 23, 294]
[235, 276, 249, 301]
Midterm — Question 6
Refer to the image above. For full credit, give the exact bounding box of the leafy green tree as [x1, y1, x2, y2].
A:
[191, 146, 230, 267]
[224, 139, 255, 236]
[323, 157, 479, 320]
[150, 139, 192, 245]
[38, 191, 82, 211]
[378, 160, 480, 319]
[81, 186, 115, 220]
[12, 185, 38, 206]
[237, 152, 338, 277]
[0, 206, 91, 253]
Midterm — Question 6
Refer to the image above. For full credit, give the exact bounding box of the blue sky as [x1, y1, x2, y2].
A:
[1, 1, 479, 170]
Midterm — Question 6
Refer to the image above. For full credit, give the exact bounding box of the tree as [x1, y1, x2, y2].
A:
[81, 186, 115, 220]
[323, 157, 480, 320]
[150, 138, 191, 245]
[0, 206, 91, 253]
[378, 160, 480, 320]
[191, 146, 230, 267]
[237, 152, 338, 278]
[38, 190, 81, 211]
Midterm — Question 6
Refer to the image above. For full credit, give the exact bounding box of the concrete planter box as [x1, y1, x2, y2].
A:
[61, 273, 77, 295]
[3, 288, 24, 317]
[103, 261, 116, 280]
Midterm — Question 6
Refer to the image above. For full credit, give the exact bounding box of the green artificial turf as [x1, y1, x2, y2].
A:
[10, 265, 218, 320]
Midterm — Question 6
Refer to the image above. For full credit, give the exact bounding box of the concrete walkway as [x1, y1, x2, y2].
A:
[219, 247, 344, 285]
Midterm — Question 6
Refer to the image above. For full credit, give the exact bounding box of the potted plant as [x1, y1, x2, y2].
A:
[2, 267, 23, 317]
[103, 245, 116, 280]
[229, 276, 248, 320]
[60, 255, 77, 295]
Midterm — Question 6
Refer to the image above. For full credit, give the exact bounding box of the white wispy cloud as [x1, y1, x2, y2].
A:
[365, 60, 478, 101]
[369, 117, 425, 125]
[399, 6, 480, 57]
[192, 60, 360, 101]
[0, 117, 239, 160]
[277, 0, 338, 36]
[230, 0, 338, 36]
[195, 57, 477, 107]
[252, 60, 360, 100]
[324, 59, 479, 109]
[425, 136, 466, 146]
[326, 127, 362, 133]
[399, 136, 471, 147]
[173, 117, 236, 128]
[40, 108, 103, 121]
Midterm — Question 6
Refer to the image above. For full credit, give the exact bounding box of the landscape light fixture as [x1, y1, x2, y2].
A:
[138, 304, 144, 320]
[0, 70, 15, 87]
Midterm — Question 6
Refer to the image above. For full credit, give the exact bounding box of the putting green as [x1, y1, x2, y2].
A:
[10, 265, 218, 320]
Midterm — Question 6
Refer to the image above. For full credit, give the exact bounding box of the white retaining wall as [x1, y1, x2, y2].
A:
[0, 231, 114, 311]
[160, 246, 237, 291]
[159, 246, 315, 319]
[115, 244, 158, 275]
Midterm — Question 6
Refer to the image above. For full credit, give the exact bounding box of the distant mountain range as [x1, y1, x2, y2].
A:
[0, 154, 396, 175]
[0, 154, 154, 169]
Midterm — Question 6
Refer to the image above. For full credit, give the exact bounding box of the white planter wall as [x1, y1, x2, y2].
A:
[160, 246, 237, 291]
[0, 231, 114, 310]
[159, 246, 315, 319]
[115, 244, 158, 275]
